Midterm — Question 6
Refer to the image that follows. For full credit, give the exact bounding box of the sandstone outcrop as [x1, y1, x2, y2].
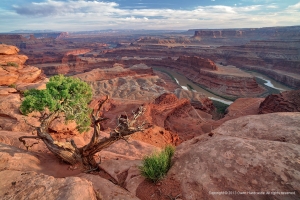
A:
[0, 44, 43, 86]
[169, 112, 300, 199]
[99, 159, 144, 195]
[89, 50, 266, 98]
[79, 173, 139, 200]
[259, 90, 300, 114]
[136, 36, 191, 45]
[207, 97, 265, 130]
[177, 55, 218, 71]
[238, 65, 300, 89]
[0, 44, 20, 55]
[203, 39, 300, 89]
[62, 49, 92, 64]
[0, 170, 98, 200]
[0, 93, 40, 132]
[75, 64, 168, 101]
[0, 143, 96, 199]
[191, 26, 300, 40]
[146, 93, 212, 140]
[157, 57, 265, 98]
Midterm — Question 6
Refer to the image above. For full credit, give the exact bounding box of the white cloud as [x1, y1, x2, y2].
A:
[287, 2, 300, 10]
[0, 0, 298, 31]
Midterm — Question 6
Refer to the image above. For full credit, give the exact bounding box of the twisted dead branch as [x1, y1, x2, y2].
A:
[19, 95, 146, 171]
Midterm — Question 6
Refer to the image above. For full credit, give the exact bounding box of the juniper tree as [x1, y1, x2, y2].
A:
[19, 75, 145, 171]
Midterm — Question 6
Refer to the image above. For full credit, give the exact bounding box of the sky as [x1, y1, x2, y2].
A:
[0, 0, 300, 32]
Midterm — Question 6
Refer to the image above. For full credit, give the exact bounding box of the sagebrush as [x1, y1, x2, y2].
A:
[139, 145, 175, 182]
[7, 62, 19, 67]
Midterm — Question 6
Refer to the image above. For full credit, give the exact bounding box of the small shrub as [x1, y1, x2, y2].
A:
[9, 83, 16, 89]
[139, 145, 175, 182]
[7, 62, 19, 67]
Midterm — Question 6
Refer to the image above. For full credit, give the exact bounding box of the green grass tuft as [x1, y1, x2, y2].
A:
[139, 145, 175, 182]
[7, 62, 19, 67]
[9, 83, 16, 89]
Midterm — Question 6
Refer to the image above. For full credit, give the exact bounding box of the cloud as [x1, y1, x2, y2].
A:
[287, 2, 300, 10]
[12, 1, 266, 19]
[0, 0, 298, 31]
[13, 0, 120, 16]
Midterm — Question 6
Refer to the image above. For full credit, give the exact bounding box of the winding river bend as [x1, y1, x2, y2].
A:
[153, 67, 233, 105]
[245, 71, 292, 91]
[153, 66, 293, 105]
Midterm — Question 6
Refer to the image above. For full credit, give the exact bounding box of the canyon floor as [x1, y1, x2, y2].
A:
[0, 27, 300, 199]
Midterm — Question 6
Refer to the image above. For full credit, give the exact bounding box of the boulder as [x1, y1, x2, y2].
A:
[0, 86, 17, 96]
[79, 173, 140, 200]
[0, 93, 40, 132]
[212, 112, 300, 144]
[259, 90, 300, 114]
[0, 170, 97, 200]
[0, 44, 19, 55]
[16, 78, 48, 92]
[0, 54, 28, 66]
[17, 66, 42, 83]
[100, 139, 158, 161]
[99, 159, 145, 196]
[49, 118, 77, 133]
[0, 143, 42, 172]
[0, 67, 18, 85]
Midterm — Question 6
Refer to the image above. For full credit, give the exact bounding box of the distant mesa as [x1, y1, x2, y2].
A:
[0, 32, 69, 49]
[9, 30, 57, 33]
[191, 26, 300, 39]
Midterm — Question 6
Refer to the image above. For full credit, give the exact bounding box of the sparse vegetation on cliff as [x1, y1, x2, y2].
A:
[212, 100, 229, 118]
[21, 74, 93, 133]
[7, 62, 19, 67]
[139, 145, 175, 182]
[19, 74, 146, 171]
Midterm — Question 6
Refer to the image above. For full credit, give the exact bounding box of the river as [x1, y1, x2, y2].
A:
[153, 66, 293, 105]
[245, 71, 292, 91]
[153, 67, 233, 105]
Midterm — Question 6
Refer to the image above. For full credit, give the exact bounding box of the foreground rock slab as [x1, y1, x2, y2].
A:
[0, 170, 97, 200]
[170, 112, 300, 200]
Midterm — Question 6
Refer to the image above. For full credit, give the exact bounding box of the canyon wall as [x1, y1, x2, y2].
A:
[39, 53, 265, 99]
[259, 90, 300, 114]
[237, 65, 300, 89]
[191, 26, 300, 39]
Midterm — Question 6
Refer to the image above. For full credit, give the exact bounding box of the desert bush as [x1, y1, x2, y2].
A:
[7, 62, 19, 67]
[20, 74, 93, 133]
[9, 83, 16, 88]
[139, 145, 175, 182]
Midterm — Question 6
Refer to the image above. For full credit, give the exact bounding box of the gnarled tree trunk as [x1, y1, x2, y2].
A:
[19, 96, 145, 171]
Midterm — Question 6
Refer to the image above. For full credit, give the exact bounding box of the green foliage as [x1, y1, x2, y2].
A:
[7, 62, 19, 67]
[139, 145, 175, 182]
[9, 83, 16, 88]
[20, 74, 93, 133]
[212, 100, 229, 114]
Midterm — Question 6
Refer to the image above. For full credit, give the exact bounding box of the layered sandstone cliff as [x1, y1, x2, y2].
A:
[0, 44, 43, 87]
[177, 55, 218, 71]
[259, 90, 300, 114]
[159, 56, 265, 99]
[191, 26, 300, 39]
